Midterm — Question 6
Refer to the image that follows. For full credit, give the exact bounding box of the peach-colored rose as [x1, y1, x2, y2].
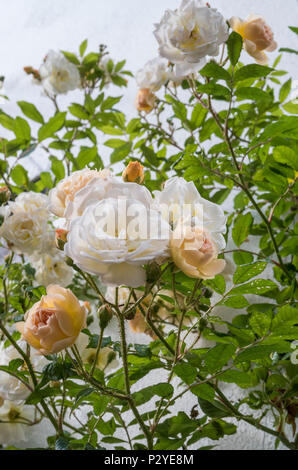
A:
[16, 285, 86, 355]
[122, 161, 145, 184]
[49, 169, 110, 217]
[170, 225, 226, 280]
[135, 88, 156, 113]
[129, 310, 156, 339]
[230, 14, 277, 65]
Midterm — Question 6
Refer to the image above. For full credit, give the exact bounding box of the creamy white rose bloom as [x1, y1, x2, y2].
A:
[0, 192, 52, 256]
[154, 0, 229, 71]
[65, 196, 170, 287]
[0, 341, 48, 401]
[0, 400, 34, 446]
[49, 169, 110, 218]
[28, 249, 73, 288]
[136, 57, 171, 92]
[39, 50, 81, 96]
[64, 177, 153, 221]
[154, 177, 226, 240]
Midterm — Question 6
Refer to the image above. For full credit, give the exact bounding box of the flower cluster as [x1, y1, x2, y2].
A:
[135, 0, 277, 112]
[48, 167, 226, 287]
[0, 191, 73, 288]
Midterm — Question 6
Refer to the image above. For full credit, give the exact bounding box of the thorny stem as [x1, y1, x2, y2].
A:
[116, 311, 154, 450]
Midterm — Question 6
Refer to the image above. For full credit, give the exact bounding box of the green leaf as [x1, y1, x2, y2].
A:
[233, 262, 267, 284]
[232, 213, 253, 247]
[235, 87, 271, 102]
[273, 146, 298, 171]
[200, 62, 231, 82]
[283, 101, 298, 114]
[272, 305, 298, 330]
[249, 312, 271, 337]
[197, 83, 231, 100]
[69, 103, 89, 120]
[110, 142, 131, 163]
[219, 369, 258, 388]
[234, 64, 272, 82]
[132, 383, 173, 406]
[289, 26, 298, 35]
[38, 112, 66, 141]
[233, 251, 254, 265]
[50, 156, 65, 180]
[197, 398, 230, 418]
[279, 79, 292, 103]
[79, 39, 88, 57]
[61, 51, 80, 65]
[235, 344, 291, 363]
[174, 363, 197, 385]
[76, 146, 98, 169]
[206, 275, 226, 295]
[202, 344, 236, 373]
[191, 384, 215, 401]
[17, 101, 44, 124]
[227, 32, 243, 66]
[229, 279, 277, 296]
[223, 296, 249, 309]
[13, 117, 31, 142]
[10, 165, 28, 186]
[190, 103, 207, 130]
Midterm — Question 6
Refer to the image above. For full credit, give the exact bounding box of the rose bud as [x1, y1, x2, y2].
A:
[229, 14, 277, 65]
[170, 224, 226, 280]
[122, 161, 145, 184]
[23, 66, 41, 81]
[55, 229, 69, 250]
[16, 285, 86, 355]
[98, 304, 113, 330]
[0, 186, 11, 205]
[135, 88, 156, 113]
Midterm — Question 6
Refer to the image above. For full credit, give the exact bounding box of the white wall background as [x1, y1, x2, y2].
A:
[0, 0, 297, 450]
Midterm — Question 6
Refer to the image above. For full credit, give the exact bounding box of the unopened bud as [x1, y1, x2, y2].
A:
[23, 66, 41, 81]
[146, 262, 161, 284]
[55, 229, 68, 250]
[106, 350, 117, 366]
[65, 256, 74, 267]
[0, 186, 11, 205]
[122, 161, 144, 184]
[98, 304, 113, 329]
[135, 88, 156, 113]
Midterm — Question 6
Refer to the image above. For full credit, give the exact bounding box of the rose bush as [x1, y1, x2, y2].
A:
[0, 0, 297, 452]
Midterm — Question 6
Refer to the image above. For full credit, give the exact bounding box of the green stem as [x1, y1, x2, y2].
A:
[117, 312, 153, 450]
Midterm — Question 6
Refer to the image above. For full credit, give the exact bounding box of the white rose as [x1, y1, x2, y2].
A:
[154, 0, 229, 69]
[49, 169, 110, 218]
[0, 341, 47, 401]
[65, 195, 170, 287]
[0, 400, 34, 446]
[39, 50, 81, 96]
[0, 192, 52, 256]
[136, 57, 171, 92]
[28, 249, 73, 288]
[154, 177, 226, 241]
[64, 177, 153, 221]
